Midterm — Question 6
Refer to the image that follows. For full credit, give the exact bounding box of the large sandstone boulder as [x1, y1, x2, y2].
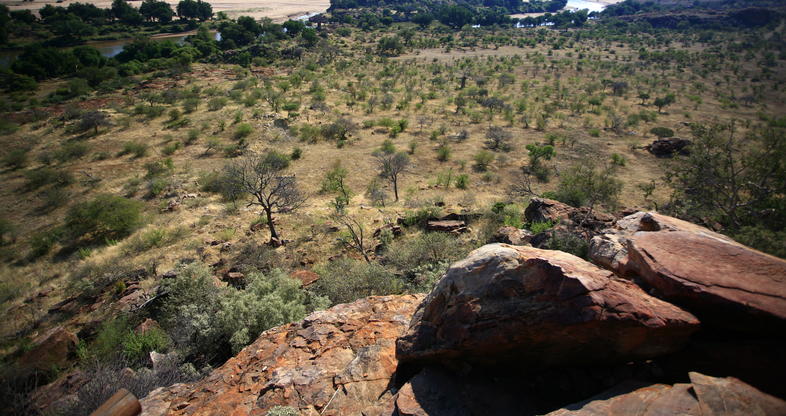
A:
[546, 371, 786, 416]
[140, 295, 423, 416]
[396, 244, 699, 368]
[590, 212, 786, 332]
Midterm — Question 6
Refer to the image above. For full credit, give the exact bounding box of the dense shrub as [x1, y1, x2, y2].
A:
[64, 194, 144, 243]
[2, 148, 29, 169]
[158, 263, 323, 361]
[384, 232, 466, 274]
[313, 258, 404, 305]
[23, 167, 73, 190]
[548, 164, 621, 209]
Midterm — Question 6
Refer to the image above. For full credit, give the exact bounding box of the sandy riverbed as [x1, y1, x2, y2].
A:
[0, 0, 330, 21]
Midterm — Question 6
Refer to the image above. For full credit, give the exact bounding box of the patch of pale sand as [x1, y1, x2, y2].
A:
[1, 0, 330, 22]
[395, 46, 529, 62]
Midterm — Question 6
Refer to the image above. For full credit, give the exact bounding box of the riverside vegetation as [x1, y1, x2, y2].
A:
[0, 0, 785, 414]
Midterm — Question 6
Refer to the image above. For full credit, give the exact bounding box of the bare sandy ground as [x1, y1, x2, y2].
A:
[1, 0, 330, 21]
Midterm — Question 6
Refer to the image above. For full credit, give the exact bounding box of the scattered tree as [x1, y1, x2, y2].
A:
[374, 151, 409, 202]
[224, 152, 306, 244]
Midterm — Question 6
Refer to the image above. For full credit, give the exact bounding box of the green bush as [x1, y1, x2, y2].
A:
[2, 148, 29, 169]
[233, 123, 253, 140]
[385, 232, 466, 275]
[24, 168, 74, 190]
[91, 317, 131, 360]
[473, 150, 494, 171]
[550, 164, 622, 209]
[650, 127, 674, 138]
[65, 194, 144, 243]
[29, 228, 62, 258]
[162, 142, 181, 156]
[208, 97, 228, 111]
[122, 327, 170, 363]
[119, 142, 148, 158]
[380, 139, 396, 154]
[455, 174, 469, 189]
[542, 231, 589, 259]
[313, 258, 404, 306]
[54, 141, 90, 163]
[529, 220, 554, 234]
[159, 263, 324, 360]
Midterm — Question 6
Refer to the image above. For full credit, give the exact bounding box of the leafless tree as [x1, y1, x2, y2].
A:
[337, 215, 371, 263]
[510, 168, 541, 198]
[485, 126, 512, 151]
[374, 151, 410, 202]
[224, 152, 306, 244]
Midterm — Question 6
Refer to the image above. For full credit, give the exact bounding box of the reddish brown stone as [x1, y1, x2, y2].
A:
[139, 295, 423, 416]
[397, 244, 700, 368]
[524, 197, 575, 224]
[602, 213, 786, 332]
[18, 327, 78, 373]
[289, 270, 320, 287]
[546, 372, 786, 416]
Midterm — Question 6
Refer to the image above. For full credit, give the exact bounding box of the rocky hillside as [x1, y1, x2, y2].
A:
[133, 210, 786, 415]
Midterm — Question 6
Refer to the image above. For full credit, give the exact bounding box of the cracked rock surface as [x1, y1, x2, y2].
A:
[396, 244, 700, 367]
[139, 294, 423, 416]
[546, 371, 786, 416]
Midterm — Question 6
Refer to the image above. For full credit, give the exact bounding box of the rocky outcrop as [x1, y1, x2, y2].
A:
[590, 212, 786, 332]
[289, 269, 320, 287]
[645, 137, 691, 157]
[396, 244, 699, 367]
[127, 213, 786, 416]
[546, 372, 786, 416]
[18, 326, 78, 373]
[490, 226, 533, 245]
[139, 295, 423, 416]
[425, 220, 468, 233]
[524, 197, 575, 224]
[524, 198, 616, 239]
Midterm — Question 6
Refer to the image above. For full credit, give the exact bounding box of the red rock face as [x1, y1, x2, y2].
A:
[289, 269, 320, 287]
[396, 244, 700, 368]
[627, 230, 786, 330]
[546, 372, 786, 416]
[592, 212, 786, 332]
[139, 295, 423, 416]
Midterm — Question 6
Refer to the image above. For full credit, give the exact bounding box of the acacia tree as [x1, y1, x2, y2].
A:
[224, 152, 306, 245]
[665, 122, 786, 231]
[374, 151, 409, 202]
[79, 110, 111, 135]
